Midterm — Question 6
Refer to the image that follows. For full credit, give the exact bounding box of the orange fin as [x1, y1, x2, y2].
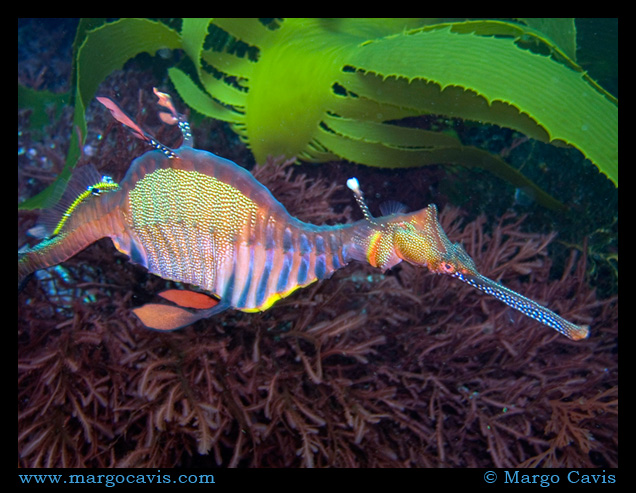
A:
[96, 96, 147, 141]
[153, 87, 179, 125]
[132, 304, 209, 331]
[157, 289, 219, 309]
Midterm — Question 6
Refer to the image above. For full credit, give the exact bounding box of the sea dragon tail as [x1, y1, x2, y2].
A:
[18, 166, 122, 290]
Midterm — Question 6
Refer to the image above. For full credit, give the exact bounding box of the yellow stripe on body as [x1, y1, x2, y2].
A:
[52, 179, 119, 236]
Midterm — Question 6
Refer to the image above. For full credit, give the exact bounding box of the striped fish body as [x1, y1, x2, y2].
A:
[18, 89, 364, 327]
[117, 147, 354, 313]
[21, 90, 589, 339]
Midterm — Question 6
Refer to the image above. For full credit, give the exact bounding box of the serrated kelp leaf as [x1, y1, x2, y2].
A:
[436, 19, 578, 66]
[171, 19, 257, 122]
[327, 91, 422, 124]
[316, 18, 437, 39]
[201, 48, 255, 81]
[518, 18, 577, 61]
[168, 67, 244, 123]
[346, 26, 617, 184]
[180, 18, 213, 74]
[170, 18, 575, 207]
[196, 61, 247, 108]
[179, 18, 238, 101]
[21, 18, 617, 214]
[322, 114, 460, 149]
[337, 73, 551, 144]
[443, 20, 614, 102]
[212, 17, 275, 48]
[69, 18, 107, 106]
[319, 116, 565, 210]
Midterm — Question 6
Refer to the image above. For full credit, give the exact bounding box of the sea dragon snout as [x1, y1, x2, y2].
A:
[346, 178, 589, 341]
[452, 270, 589, 340]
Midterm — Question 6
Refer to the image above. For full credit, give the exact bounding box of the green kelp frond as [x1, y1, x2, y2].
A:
[19, 19, 617, 212]
[170, 19, 617, 191]
[344, 23, 617, 181]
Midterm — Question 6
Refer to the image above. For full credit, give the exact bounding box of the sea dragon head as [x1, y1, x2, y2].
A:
[346, 178, 589, 341]
[392, 204, 477, 276]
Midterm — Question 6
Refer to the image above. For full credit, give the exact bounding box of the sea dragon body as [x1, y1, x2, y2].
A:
[18, 90, 589, 340]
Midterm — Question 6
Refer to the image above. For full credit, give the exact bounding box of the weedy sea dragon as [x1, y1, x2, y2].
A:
[18, 89, 589, 340]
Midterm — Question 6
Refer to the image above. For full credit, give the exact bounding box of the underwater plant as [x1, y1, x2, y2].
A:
[171, 19, 617, 181]
[19, 18, 617, 211]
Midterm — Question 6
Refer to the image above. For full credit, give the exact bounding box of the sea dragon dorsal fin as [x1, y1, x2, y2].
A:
[96, 88, 192, 158]
[153, 88, 193, 147]
[379, 200, 409, 216]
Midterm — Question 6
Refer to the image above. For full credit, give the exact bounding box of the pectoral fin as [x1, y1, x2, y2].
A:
[132, 290, 227, 331]
[132, 304, 207, 331]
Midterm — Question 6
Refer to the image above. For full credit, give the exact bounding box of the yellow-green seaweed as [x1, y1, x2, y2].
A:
[19, 18, 617, 211]
[171, 19, 616, 184]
